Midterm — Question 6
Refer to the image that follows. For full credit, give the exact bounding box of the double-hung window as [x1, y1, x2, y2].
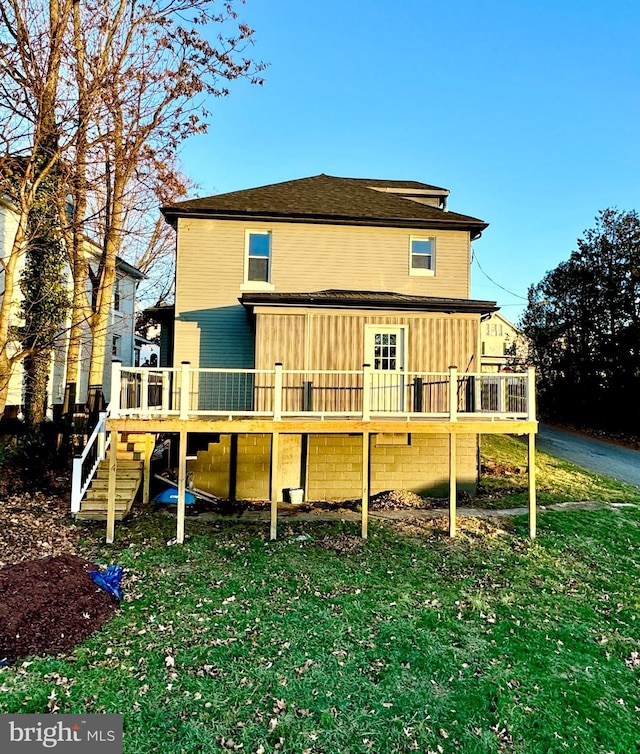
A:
[410, 236, 435, 276]
[246, 231, 272, 283]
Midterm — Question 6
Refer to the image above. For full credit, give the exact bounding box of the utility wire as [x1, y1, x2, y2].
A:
[471, 250, 528, 300]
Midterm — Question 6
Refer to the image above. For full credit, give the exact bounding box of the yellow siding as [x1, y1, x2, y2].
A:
[174, 218, 472, 368]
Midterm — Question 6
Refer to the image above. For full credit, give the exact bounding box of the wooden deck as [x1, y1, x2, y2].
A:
[102, 415, 538, 545]
[75, 363, 540, 545]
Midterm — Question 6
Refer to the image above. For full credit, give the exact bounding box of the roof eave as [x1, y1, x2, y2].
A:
[161, 206, 487, 236]
[240, 294, 497, 316]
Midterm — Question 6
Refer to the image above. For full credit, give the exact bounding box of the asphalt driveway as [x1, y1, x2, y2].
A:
[537, 424, 640, 488]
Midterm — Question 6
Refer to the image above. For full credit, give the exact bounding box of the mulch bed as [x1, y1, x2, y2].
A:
[0, 554, 119, 663]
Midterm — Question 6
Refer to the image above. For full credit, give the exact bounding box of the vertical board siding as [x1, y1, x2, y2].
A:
[255, 311, 479, 373]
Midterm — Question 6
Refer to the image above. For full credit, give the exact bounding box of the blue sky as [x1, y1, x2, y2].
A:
[180, 0, 640, 322]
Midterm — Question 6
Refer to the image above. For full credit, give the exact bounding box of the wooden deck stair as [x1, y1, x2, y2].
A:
[74, 433, 148, 521]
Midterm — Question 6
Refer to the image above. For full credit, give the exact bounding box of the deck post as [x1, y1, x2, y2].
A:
[143, 433, 154, 505]
[106, 429, 118, 543]
[448, 366, 458, 421]
[97, 411, 107, 459]
[273, 363, 283, 420]
[474, 374, 482, 414]
[270, 431, 280, 540]
[528, 431, 537, 538]
[361, 431, 370, 539]
[179, 362, 190, 420]
[500, 374, 507, 414]
[71, 456, 82, 513]
[177, 428, 187, 544]
[527, 366, 536, 421]
[161, 371, 171, 413]
[140, 369, 149, 416]
[362, 363, 371, 420]
[111, 361, 122, 418]
[449, 432, 457, 537]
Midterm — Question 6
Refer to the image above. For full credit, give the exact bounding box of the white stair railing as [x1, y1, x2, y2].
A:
[70, 407, 111, 513]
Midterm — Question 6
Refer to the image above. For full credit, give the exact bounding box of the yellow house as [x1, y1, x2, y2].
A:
[480, 311, 528, 373]
[73, 175, 537, 544]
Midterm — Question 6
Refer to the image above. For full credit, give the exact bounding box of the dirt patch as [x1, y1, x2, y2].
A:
[392, 515, 512, 541]
[481, 460, 526, 478]
[0, 554, 119, 663]
[316, 534, 364, 554]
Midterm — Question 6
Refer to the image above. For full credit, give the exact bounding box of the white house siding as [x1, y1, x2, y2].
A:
[0, 201, 140, 413]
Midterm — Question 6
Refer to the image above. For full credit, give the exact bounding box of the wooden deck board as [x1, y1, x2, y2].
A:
[108, 417, 537, 436]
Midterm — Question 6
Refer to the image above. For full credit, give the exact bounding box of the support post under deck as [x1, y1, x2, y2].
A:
[449, 432, 457, 538]
[176, 428, 187, 544]
[361, 431, 370, 539]
[106, 432, 118, 544]
[270, 431, 280, 540]
[528, 431, 537, 538]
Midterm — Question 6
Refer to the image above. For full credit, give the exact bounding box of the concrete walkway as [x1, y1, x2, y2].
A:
[193, 499, 637, 524]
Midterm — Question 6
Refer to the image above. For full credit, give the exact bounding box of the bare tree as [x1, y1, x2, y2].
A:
[0, 0, 264, 420]
[68, 0, 264, 414]
[0, 0, 75, 417]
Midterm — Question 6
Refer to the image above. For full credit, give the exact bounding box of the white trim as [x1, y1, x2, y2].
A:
[240, 281, 275, 292]
[364, 324, 407, 370]
[409, 235, 436, 276]
[244, 228, 272, 285]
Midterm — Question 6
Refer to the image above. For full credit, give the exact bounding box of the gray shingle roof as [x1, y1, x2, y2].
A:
[241, 289, 497, 315]
[162, 174, 487, 237]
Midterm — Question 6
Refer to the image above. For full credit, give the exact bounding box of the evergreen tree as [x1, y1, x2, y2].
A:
[522, 209, 640, 432]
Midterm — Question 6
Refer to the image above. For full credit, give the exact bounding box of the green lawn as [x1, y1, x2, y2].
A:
[1, 499, 639, 753]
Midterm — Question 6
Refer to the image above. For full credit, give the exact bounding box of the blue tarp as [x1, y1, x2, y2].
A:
[90, 565, 124, 601]
[154, 487, 197, 505]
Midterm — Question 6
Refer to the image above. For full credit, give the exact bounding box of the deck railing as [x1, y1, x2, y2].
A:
[111, 362, 536, 422]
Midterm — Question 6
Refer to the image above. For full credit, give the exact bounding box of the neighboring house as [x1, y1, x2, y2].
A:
[0, 194, 143, 419]
[152, 174, 526, 501]
[480, 311, 528, 372]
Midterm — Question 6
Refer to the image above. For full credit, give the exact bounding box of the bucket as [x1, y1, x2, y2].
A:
[288, 487, 304, 505]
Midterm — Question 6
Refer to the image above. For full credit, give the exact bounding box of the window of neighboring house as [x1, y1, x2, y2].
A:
[246, 231, 271, 282]
[112, 335, 121, 357]
[113, 277, 121, 311]
[410, 237, 435, 276]
[482, 341, 486, 355]
[134, 347, 141, 367]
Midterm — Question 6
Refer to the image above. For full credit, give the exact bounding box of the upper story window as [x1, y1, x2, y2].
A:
[409, 237, 435, 276]
[113, 277, 121, 311]
[246, 231, 271, 282]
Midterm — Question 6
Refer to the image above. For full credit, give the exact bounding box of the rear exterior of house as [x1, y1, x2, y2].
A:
[161, 174, 500, 500]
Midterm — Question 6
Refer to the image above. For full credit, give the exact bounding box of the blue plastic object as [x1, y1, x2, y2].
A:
[90, 565, 124, 601]
[154, 487, 196, 505]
